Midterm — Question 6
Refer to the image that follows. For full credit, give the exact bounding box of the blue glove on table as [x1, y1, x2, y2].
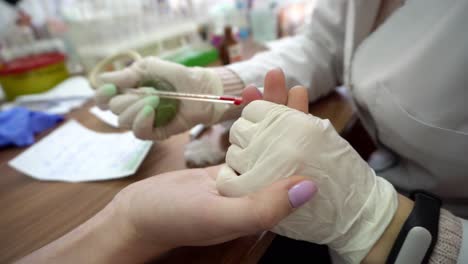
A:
[0, 107, 64, 148]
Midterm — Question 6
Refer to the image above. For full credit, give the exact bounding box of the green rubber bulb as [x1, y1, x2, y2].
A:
[139, 79, 180, 127]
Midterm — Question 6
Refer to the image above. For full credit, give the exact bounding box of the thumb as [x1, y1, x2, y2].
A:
[224, 176, 318, 234]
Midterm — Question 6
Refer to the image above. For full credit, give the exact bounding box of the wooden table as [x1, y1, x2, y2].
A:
[0, 88, 354, 263]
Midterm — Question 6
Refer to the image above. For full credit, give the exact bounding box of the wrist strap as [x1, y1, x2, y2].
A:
[386, 192, 441, 264]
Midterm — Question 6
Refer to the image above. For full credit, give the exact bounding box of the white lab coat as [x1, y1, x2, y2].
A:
[228, 0, 468, 262]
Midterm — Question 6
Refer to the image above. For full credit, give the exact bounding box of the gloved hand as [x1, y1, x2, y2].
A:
[216, 100, 398, 263]
[94, 57, 227, 140]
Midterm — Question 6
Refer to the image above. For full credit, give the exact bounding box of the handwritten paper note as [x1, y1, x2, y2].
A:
[9, 120, 153, 182]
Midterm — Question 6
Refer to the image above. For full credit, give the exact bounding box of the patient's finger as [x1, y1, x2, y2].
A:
[287, 86, 309, 113]
[263, 68, 288, 105]
[241, 84, 263, 105]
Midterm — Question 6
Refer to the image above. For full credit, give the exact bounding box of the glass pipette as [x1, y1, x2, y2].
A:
[126, 88, 243, 105]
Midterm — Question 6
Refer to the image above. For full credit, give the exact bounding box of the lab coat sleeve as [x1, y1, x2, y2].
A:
[227, 0, 347, 102]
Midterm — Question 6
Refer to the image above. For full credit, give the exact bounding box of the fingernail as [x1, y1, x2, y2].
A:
[288, 181, 317, 208]
[100, 83, 117, 96]
[144, 96, 160, 109]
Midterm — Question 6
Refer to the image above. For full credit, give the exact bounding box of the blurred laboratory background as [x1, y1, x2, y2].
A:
[0, 0, 316, 103]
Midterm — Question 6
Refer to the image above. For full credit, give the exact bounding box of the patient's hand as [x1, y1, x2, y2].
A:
[111, 164, 315, 254]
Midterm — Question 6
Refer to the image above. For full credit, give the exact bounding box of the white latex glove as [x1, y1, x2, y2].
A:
[216, 101, 398, 263]
[94, 57, 227, 140]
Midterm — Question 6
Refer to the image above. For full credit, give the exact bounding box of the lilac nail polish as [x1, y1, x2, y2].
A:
[288, 181, 317, 208]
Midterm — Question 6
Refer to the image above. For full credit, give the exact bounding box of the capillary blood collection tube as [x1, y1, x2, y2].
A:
[126, 88, 243, 105]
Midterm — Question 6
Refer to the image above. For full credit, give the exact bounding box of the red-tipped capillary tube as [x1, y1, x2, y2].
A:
[127, 89, 243, 105]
